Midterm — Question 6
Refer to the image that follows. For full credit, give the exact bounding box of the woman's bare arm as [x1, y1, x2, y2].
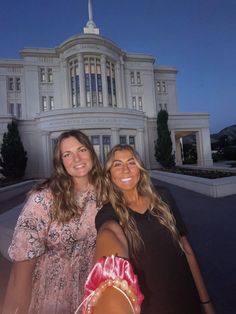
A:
[91, 220, 134, 314]
[93, 220, 129, 262]
[181, 236, 216, 314]
[2, 259, 37, 314]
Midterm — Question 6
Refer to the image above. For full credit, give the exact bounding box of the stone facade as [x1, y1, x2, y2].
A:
[0, 5, 213, 178]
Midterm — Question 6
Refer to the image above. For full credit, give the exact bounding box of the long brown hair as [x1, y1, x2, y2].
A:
[104, 144, 181, 259]
[32, 129, 104, 223]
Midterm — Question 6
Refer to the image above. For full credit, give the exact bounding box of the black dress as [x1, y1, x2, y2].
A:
[95, 186, 201, 314]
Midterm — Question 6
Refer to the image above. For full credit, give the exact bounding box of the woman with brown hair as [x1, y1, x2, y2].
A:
[3, 129, 104, 314]
[81, 144, 215, 314]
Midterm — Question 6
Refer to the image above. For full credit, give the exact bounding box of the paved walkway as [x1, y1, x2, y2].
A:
[0, 180, 236, 313]
[0, 193, 26, 311]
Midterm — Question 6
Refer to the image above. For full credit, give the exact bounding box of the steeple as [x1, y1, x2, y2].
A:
[83, 0, 100, 35]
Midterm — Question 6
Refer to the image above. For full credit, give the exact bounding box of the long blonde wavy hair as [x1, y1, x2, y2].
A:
[104, 144, 182, 260]
[32, 129, 104, 223]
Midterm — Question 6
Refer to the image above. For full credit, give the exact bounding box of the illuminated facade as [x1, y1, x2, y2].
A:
[0, 1, 213, 178]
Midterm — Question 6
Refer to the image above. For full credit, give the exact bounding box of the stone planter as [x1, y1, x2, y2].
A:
[150, 170, 236, 197]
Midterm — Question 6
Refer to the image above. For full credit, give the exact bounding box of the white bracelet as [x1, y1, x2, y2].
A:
[74, 277, 141, 314]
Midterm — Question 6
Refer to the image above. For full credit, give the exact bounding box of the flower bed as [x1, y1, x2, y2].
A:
[159, 167, 236, 179]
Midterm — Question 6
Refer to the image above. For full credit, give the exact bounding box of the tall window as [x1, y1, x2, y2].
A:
[132, 97, 136, 109]
[16, 78, 21, 91]
[130, 72, 142, 85]
[84, 57, 103, 107]
[8, 77, 21, 91]
[8, 103, 14, 115]
[106, 60, 116, 107]
[130, 72, 135, 84]
[162, 81, 166, 92]
[129, 136, 135, 148]
[138, 97, 143, 111]
[119, 136, 127, 144]
[102, 136, 111, 162]
[157, 81, 161, 92]
[91, 136, 100, 160]
[40, 68, 46, 82]
[16, 103, 22, 117]
[156, 81, 167, 93]
[137, 72, 141, 84]
[42, 96, 47, 111]
[8, 78, 14, 90]
[97, 59, 103, 106]
[48, 68, 53, 83]
[70, 60, 80, 107]
[49, 96, 54, 110]
[40, 68, 53, 83]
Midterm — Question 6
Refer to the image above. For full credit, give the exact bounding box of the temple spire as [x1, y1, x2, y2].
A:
[84, 0, 100, 35]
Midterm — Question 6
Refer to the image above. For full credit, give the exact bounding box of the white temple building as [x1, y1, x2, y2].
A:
[0, 0, 213, 179]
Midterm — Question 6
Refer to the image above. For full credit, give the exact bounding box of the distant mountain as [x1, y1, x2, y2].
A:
[211, 124, 236, 141]
[182, 124, 236, 145]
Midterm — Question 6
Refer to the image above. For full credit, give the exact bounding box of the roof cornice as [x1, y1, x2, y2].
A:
[57, 33, 123, 56]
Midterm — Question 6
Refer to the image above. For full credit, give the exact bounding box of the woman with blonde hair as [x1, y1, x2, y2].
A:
[81, 144, 215, 314]
[3, 129, 104, 314]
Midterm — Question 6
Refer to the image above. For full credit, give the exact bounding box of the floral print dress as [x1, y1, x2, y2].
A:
[8, 186, 98, 314]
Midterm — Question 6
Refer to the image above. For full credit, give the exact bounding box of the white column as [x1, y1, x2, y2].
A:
[111, 128, 119, 146]
[175, 137, 183, 165]
[120, 56, 126, 107]
[136, 128, 145, 162]
[170, 130, 177, 161]
[78, 53, 86, 107]
[0, 76, 7, 114]
[170, 130, 176, 158]
[101, 55, 108, 107]
[60, 60, 70, 109]
[143, 126, 151, 169]
[115, 62, 122, 107]
[195, 131, 202, 166]
[40, 132, 51, 177]
[196, 128, 213, 167]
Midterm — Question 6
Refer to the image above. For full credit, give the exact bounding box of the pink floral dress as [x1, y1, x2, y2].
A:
[8, 186, 98, 314]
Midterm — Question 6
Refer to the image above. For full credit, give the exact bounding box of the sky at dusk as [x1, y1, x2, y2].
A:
[0, 0, 235, 133]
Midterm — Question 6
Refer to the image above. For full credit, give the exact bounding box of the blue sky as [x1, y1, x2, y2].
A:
[1, 0, 235, 133]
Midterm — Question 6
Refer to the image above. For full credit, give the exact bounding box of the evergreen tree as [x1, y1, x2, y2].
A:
[155, 110, 175, 168]
[0, 121, 27, 179]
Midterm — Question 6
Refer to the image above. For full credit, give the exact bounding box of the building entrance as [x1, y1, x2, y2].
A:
[90, 135, 111, 165]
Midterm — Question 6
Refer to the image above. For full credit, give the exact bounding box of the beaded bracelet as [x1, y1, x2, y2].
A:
[85, 277, 140, 314]
[74, 255, 143, 314]
[84, 277, 141, 314]
[74, 277, 141, 314]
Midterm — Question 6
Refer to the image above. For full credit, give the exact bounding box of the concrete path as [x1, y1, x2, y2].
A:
[0, 180, 236, 313]
[0, 194, 26, 311]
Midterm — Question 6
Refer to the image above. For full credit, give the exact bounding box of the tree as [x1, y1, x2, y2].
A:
[155, 110, 175, 168]
[218, 135, 230, 149]
[0, 121, 27, 179]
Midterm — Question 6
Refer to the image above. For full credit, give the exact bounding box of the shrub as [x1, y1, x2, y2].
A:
[223, 146, 236, 160]
[155, 110, 175, 168]
[0, 121, 27, 179]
